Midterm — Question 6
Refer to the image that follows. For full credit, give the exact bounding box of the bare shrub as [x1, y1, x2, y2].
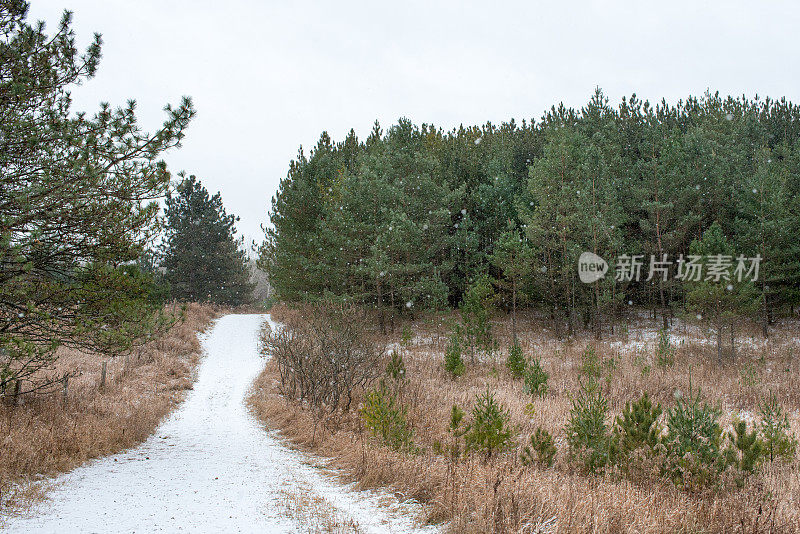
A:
[264, 303, 382, 415]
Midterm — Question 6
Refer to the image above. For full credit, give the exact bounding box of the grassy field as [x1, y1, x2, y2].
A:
[251, 304, 800, 533]
[0, 302, 220, 518]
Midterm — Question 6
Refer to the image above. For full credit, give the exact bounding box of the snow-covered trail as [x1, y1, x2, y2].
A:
[7, 314, 435, 534]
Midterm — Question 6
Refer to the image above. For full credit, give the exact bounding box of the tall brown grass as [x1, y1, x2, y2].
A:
[250, 304, 800, 533]
[0, 302, 221, 517]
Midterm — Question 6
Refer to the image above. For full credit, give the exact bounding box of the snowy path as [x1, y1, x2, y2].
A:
[7, 314, 436, 534]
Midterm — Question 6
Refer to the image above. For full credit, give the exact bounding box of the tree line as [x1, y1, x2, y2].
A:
[261, 88, 800, 342]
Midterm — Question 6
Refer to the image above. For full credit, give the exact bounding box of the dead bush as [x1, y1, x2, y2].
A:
[264, 303, 382, 415]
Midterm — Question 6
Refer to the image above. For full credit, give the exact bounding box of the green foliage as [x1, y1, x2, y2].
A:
[360, 384, 414, 452]
[0, 2, 193, 394]
[522, 113, 624, 337]
[443, 325, 466, 378]
[523, 403, 536, 418]
[506, 343, 526, 378]
[565, 380, 612, 473]
[163, 175, 254, 305]
[664, 391, 726, 489]
[655, 328, 675, 367]
[759, 393, 798, 462]
[685, 222, 759, 361]
[522, 359, 549, 398]
[611, 392, 663, 462]
[521, 427, 556, 468]
[489, 227, 532, 340]
[726, 419, 764, 474]
[464, 388, 514, 458]
[439, 404, 468, 459]
[264, 91, 800, 334]
[460, 274, 495, 360]
[400, 326, 413, 346]
[450, 404, 466, 432]
[386, 350, 406, 383]
[579, 345, 615, 385]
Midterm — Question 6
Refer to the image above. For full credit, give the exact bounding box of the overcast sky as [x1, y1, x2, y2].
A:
[28, 0, 800, 247]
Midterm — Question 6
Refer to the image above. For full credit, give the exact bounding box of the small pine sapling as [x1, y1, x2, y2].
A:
[726, 418, 765, 474]
[655, 328, 675, 367]
[664, 388, 726, 490]
[759, 392, 797, 462]
[446, 404, 468, 460]
[521, 427, 556, 468]
[464, 387, 514, 459]
[611, 392, 662, 463]
[579, 345, 616, 388]
[400, 325, 413, 347]
[386, 350, 406, 382]
[506, 343, 526, 378]
[444, 325, 465, 378]
[523, 359, 549, 397]
[360, 384, 414, 452]
[565, 380, 611, 473]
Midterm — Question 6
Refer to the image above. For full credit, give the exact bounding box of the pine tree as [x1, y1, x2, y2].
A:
[735, 144, 800, 336]
[521, 427, 557, 467]
[505, 342, 526, 378]
[163, 176, 253, 305]
[611, 392, 662, 461]
[490, 227, 532, 343]
[684, 222, 758, 362]
[262, 92, 800, 324]
[0, 2, 193, 393]
[460, 274, 495, 362]
[464, 387, 514, 459]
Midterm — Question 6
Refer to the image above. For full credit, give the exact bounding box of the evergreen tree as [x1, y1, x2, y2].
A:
[0, 2, 194, 393]
[490, 226, 532, 343]
[684, 222, 758, 362]
[523, 124, 622, 337]
[262, 91, 800, 329]
[163, 176, 253, 305]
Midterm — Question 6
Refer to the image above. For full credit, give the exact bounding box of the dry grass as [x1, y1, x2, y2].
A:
[0, 302, 221, 517]
[280, 480, 361, 533]
[250, 303, 800, 533]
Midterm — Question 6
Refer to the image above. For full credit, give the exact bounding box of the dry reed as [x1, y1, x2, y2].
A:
[250, 304, 800, 533]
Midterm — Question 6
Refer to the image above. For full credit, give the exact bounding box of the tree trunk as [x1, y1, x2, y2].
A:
[511, 279, 517, 345]
[593, 280, 602, 340]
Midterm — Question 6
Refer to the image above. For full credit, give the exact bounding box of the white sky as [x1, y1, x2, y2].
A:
[28, 0, 800, 247]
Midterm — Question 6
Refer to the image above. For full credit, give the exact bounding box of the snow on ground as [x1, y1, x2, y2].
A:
[6, 314, 437, 534]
